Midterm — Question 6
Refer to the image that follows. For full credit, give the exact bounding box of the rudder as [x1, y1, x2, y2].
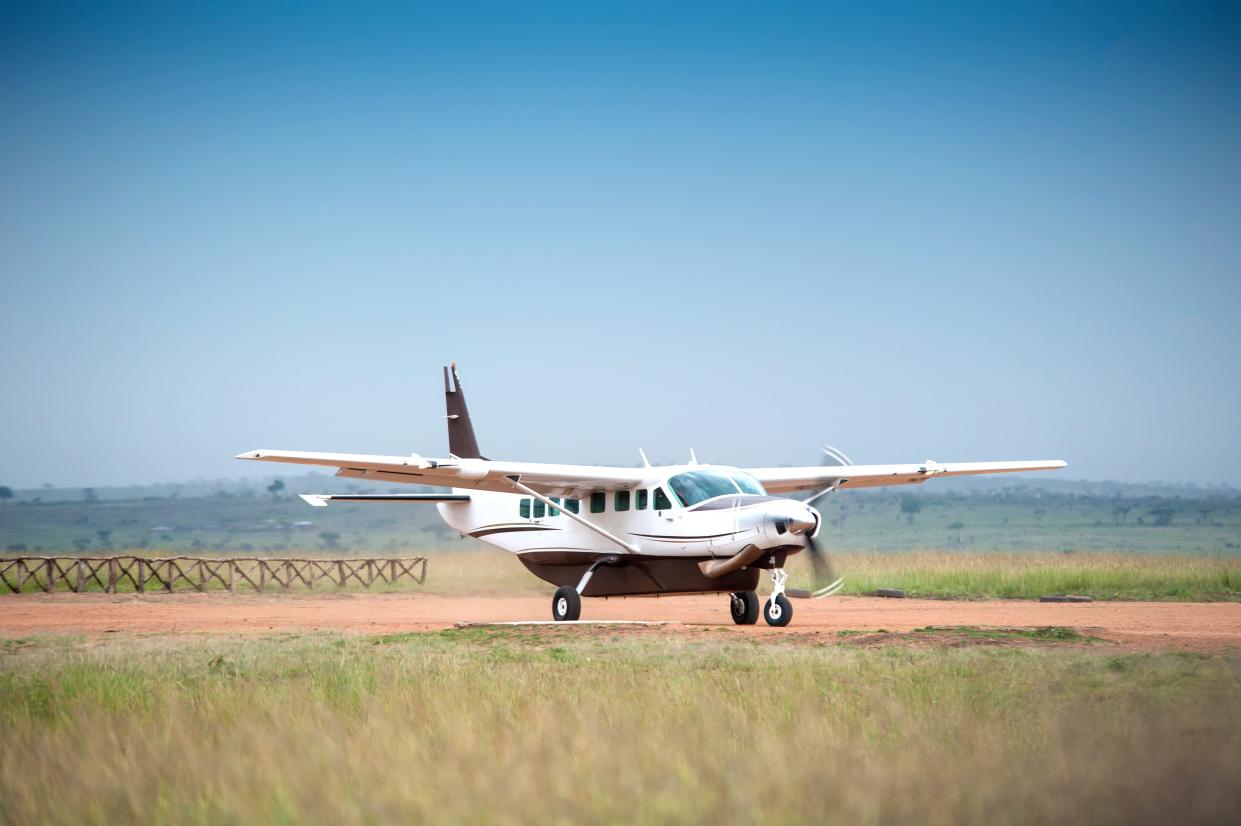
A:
[444, 363, 483, 459]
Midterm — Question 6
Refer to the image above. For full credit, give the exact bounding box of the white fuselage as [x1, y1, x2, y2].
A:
[435, 464, 818, 562]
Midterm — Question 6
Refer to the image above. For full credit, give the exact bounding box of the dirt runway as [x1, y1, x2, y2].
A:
[2, 592, 1239, 651]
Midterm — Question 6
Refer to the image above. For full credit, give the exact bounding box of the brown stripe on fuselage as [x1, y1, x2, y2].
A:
[631, 532, 738, 541]
[468, 525, 560, 538]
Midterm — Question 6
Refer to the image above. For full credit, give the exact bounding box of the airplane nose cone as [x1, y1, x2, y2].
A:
[764, 502, 819, 538]
[788, 509, 817, 535]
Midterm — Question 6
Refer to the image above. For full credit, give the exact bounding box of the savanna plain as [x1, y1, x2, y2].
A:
[3, 484, 1241, 824]
[2, 549, 1241, 825]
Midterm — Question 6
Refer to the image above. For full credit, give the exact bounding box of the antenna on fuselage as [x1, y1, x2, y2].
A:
[638, 447, 651, 468]
[688, 448, 698, 466]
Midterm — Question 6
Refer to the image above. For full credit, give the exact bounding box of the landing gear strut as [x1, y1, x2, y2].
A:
[729, 591, 759, 625]
[764, 568, 793, 627]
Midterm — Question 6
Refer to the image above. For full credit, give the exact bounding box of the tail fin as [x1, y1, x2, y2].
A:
[443, 363, 483, 459]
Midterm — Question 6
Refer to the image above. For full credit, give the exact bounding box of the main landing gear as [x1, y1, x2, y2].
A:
[729, 591, 760, 625]
[552, 586, 582, 621]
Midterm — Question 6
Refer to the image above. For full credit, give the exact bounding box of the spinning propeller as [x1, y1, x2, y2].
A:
[785, 514, 844, 599]
[787, 444, 849, 599]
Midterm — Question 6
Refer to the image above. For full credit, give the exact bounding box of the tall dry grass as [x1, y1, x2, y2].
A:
[822, 550, 1241, 600]
[1, 632, 1238, 824]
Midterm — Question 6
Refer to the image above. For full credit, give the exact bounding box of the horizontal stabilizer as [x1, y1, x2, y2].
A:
[299, 493, 470, 507]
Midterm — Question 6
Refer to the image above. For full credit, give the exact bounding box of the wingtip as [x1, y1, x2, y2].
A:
[235, 450, 263, 460]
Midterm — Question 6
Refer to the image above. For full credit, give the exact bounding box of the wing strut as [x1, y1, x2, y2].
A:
[299, 493, 470, 507]
[506, 476, 639, 554]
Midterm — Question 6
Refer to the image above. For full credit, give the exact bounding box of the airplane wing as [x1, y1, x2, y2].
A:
[235, 449, 650, 497]
[746, 459, 1067, 495]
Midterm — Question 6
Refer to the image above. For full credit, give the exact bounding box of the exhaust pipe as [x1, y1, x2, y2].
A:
[698, 544, 767, 579]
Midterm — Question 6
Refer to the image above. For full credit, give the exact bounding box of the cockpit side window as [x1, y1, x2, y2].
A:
[653, 487, 672, 510]
[729, 472, 767, 496]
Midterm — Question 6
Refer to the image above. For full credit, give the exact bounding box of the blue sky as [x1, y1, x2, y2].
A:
[2, 1, 1239, 487]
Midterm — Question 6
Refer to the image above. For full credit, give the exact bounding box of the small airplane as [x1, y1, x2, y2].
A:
[237, 364, 1066, 627]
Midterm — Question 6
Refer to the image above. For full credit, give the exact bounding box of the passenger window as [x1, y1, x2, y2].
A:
[520, 498, 531, 518]
[533, 500, 546, 518]
[636, 489, 648, 510]
[565, 498, 580, 514]
[615, 490, 630, 511]
[550, 497, 560, 517]
[654, 487, 672, 510]
[590, 492, 606, 513]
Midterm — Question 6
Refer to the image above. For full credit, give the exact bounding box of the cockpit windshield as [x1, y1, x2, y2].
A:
[667, 470, 767, 507]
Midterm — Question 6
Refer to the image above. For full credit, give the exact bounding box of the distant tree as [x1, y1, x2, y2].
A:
[947, 521, 965, 548]
[319, 531, 341, 551]
[0, 486, 12, 505]
[1148, 507, 1175, 527]
[72, 538, 91, 551]
[899, 496, 922, 524]
[267, 479, 285, 501]
[83, 487, 98, 504]
[96, 529, 112, 548]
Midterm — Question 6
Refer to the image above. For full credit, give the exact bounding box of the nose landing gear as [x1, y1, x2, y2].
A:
[763, 568, 793, 627]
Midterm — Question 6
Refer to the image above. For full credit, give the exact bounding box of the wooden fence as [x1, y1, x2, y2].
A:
[0, 556, 428, 594]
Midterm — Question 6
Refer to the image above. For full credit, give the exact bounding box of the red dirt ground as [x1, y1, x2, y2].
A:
[2, 593, 1239, 652]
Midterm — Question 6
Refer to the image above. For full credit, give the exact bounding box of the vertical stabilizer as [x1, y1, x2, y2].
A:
[444, 363, 483, 459]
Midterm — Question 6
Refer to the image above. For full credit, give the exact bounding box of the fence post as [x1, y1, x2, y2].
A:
[337, 560, 345, 587]
[366, 559, 374, 588]
[165, 560, 174, 593]
[258, 561, 266, 592]
[73, 559, 84, 593]
[107, 558, 117, 593]
[227, 560, 235, 592]
[137, 558, 147, 593]
[44, 558, 54, 593]
[197, 559, 205, 592]
[17, 559, 27, 593]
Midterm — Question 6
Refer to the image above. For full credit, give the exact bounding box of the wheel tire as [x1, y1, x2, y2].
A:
[764, 593, 793, 627]
[730, 591, 760, 625]
[552, 586, 581, 622]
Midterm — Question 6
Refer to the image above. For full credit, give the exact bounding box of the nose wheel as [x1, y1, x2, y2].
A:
[764, 593, 793, 626]
[764, 568, 794, 627]
[729, 591, 759, 625]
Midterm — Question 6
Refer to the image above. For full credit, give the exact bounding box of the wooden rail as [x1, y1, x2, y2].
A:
[0, 556, 428, 594]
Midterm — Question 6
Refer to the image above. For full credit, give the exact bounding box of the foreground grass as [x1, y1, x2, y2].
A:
[1, 632, 1238, 824]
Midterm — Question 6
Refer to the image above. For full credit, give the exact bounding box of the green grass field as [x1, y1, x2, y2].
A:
[1, 632, 1238, 824]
